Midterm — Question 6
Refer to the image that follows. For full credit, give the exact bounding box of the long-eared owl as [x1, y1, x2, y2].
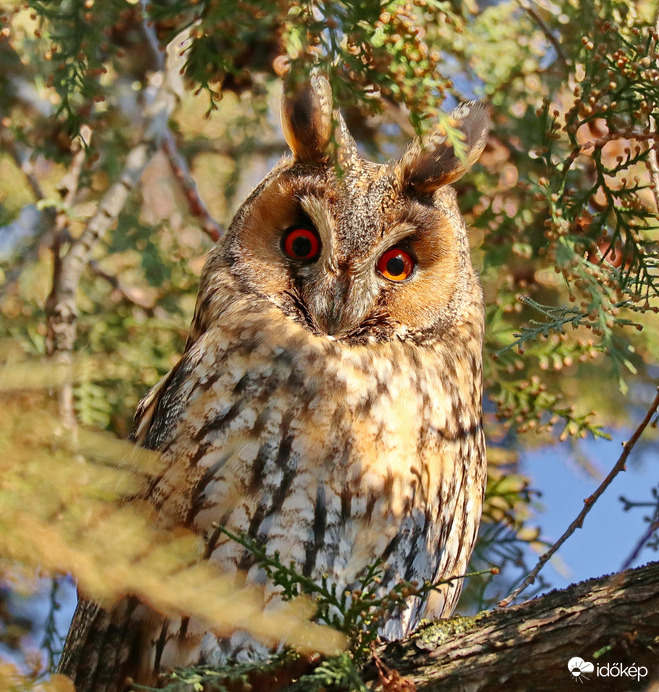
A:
[59, 76, 489, 690]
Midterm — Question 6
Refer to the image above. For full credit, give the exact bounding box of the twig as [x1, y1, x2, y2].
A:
[0, 116, 59, 297]
[579, 129, 659, 151]
[141, 1, 223, 241]
[499, 387, 659, 607]
[0, 116, 47, 201]
[517, 0, 568, 70]
[89, 259, 156, 312]
[140, 0, 162, 65]
[162, 131, 223, 242]
[384, 101, 416, 138]
[0, 212, 53, 298]
[621, 512, 659, 571]
[138, 4, 224, 243]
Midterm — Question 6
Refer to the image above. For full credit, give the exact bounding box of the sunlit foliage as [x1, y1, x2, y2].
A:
[1, 0, 658, 688]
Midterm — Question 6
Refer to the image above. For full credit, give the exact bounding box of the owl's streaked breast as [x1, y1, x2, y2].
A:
[140, 289, 485, 645]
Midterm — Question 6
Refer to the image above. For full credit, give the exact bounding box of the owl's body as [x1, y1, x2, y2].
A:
[59, 78, 489, 690]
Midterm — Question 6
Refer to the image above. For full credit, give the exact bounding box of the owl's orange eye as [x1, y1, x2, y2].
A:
[282, 227, 321, 261]
[378, 248, 415, 282]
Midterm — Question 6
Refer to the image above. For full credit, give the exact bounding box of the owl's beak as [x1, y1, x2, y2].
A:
[323, 312, 342, 336]
[318, 285, 349, 336]
[313, 273, 363, 337]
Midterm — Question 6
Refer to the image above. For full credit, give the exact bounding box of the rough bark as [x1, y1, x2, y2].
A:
[372, 560, 659, 692]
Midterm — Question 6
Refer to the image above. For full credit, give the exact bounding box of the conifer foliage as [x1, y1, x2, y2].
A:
[1, 0, 658, 689]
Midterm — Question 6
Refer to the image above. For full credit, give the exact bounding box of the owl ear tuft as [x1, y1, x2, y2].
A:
[401, 102, 490, 194]
[281, 75, 334, 163]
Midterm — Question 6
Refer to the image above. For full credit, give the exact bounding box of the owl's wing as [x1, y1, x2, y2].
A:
[130, 369, 176, 446]
[58, 352, 203, 691]
[57, 595, 156, 692]
[131, 345, 205, 448]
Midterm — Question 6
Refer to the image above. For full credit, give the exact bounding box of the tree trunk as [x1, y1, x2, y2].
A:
[372, 561, 659, 692]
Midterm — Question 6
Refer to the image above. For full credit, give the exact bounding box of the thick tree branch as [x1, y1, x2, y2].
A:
[375, 560, 659, 691]
[47, 131, 90, 429]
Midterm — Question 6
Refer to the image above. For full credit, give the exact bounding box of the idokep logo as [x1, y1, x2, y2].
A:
[568, 657, 594, 683]
[567, 656, 649, 683]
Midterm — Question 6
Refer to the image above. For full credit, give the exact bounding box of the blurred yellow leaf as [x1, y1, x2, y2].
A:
[0, 368, 346, 659]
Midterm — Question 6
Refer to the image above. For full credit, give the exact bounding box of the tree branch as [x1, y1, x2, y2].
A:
[162, 130, 224, 242]
[0, 208, 53, 298]
[88, 259, 156, 312]
[0, 116, 59, 297]
[44, 24, 189, 427]
[47, 130, 90, 429]
[517, 0, 568, 70]
[622, 513, 659, 571]
[0, 114, 48, 201]
[375, 560, 659, 691]
[137, 3, 223, 242]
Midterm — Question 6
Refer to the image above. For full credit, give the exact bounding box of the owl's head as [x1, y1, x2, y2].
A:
[200, 76, 489, 345]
